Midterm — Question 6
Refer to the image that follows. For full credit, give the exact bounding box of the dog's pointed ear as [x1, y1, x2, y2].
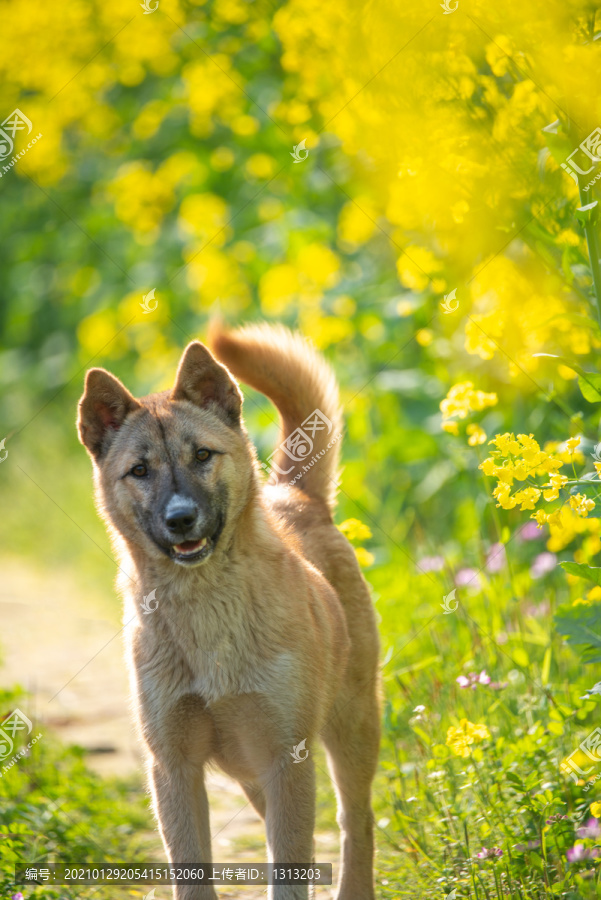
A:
[78, 368, 141, 459]
[172, 341, 242, 427]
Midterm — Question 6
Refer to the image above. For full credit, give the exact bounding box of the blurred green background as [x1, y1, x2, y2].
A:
[3, 0, 601, 897]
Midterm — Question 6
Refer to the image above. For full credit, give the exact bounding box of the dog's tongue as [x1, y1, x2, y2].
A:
[174, 538, 205, 553]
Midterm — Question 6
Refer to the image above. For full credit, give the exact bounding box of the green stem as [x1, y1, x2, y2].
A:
[578, 178, 601, 326]
[562, 478, 601, 487]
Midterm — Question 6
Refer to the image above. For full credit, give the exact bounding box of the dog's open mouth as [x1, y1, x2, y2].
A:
[171, 536, 214, 564]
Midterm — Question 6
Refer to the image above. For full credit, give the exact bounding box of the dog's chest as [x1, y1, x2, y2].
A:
[188, 643, 293, 706]
[136, 588, 294, 709]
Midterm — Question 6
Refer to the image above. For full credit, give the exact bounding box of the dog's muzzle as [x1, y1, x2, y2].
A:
[159, 497, 223, 566]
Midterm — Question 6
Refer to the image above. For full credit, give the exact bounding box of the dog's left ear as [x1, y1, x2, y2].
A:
[78, 368, 141, 459]
[172, 341, 242, 427]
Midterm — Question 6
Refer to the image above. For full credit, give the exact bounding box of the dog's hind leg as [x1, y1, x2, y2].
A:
[320, 687, 380, 900]
[150, 761, 216, 900]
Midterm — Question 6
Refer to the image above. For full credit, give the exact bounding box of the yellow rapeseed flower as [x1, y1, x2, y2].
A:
[446, 719, 491, 757]
[480, 458, 497, 476]
[542, 473, 568, 501]
[442, 420, 459, 435]
[489, 433, 521, 455]
[338, 518, 373, 542]
[354, 547, 375, 567]
[570, 494, 595, 517]
[513, 487, 541, 510]
[440, 382, 497, 428]
[532, 509, 548, 527]
[493, 483, 518, 510]
[467, 424, 487, 446]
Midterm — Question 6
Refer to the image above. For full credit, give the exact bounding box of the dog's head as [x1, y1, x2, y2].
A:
[77, 341, 254, 567]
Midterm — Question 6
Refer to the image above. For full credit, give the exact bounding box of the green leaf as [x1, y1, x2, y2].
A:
[533, 353, 601, 402]
[575, 201, 599, 224]
[555, 603, 601, 664]
[411, 725, 431, 745]
[505, 771, 525, 789]
[559, 561, 601, 585]
[578, 373, 601, 402]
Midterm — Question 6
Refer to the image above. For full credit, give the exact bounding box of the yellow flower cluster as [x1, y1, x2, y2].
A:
[573, 585, 601, 607]
[440, 382, 497, 439]
[480, 433, 596, 526]
[273, 0, 601, 374]
[338, 518, 374, 567]
[446, 719, 491, 758]
[545, 504, 601, 555]
[464, 255, 598, 373]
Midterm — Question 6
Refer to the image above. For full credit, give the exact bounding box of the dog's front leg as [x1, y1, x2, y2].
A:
[264, 754, 316, 900]
[150, 761, 216, 900]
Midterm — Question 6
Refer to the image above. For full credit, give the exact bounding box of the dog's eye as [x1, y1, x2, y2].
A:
[131, 463, 148, 477]
[196, 448, 211, 462]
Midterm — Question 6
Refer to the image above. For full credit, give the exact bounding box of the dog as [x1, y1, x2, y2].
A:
[77, 322, 381, 900]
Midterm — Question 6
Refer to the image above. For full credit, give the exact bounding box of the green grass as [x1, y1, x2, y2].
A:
[372, 551, 601, 899]
[0, 690, 151, 899]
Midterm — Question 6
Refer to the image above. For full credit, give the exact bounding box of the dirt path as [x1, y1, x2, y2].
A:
[0, 558, 339, 898]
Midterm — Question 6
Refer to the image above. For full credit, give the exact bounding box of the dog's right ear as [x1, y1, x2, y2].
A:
[172, 341, 242, 427]
[77, 368, 141, 459]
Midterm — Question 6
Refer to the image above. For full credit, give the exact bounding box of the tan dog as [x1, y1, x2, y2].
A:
[77, 323, 380, 900]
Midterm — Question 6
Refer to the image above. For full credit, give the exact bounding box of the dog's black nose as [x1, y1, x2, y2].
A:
[165, 500, 198, 533]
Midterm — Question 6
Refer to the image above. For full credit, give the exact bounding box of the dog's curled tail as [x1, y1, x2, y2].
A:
[209, 321, 343, 510]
